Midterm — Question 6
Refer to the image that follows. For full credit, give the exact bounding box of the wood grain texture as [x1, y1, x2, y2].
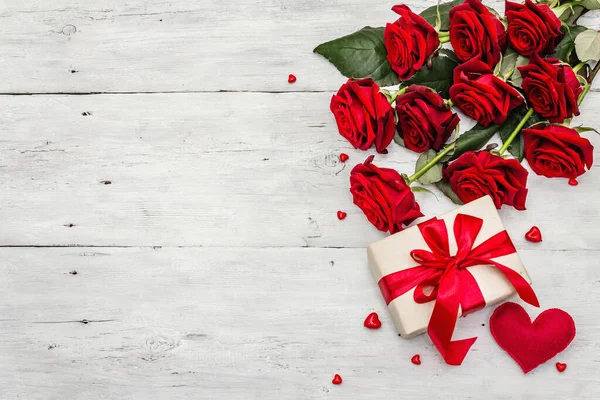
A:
[0, 247, 599, 399]
[0, 92, 599, 249]
[2, 0, 600, 398]
[0, 0, 597, 93]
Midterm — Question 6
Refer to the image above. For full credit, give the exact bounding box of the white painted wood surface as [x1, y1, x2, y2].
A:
[0, 1, 599, 399]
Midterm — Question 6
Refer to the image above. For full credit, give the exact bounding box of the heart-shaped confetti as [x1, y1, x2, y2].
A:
[288, 74, 297, 83]
[332, 374, 342, 384]
[411, 354, 421, 365]
[363, 312, 381, 329]
[339, 153, 349, 163]
[337, 211, 347, 220]
[556, 362, 567, 372]
[568, 178, 578, 186]
[525, 226, 542, 243]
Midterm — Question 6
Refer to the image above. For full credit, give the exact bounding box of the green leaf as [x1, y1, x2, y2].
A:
[450, 124, 499, 161]
[411, 186, 439, 199]
[314, 27, 398, 86]
[574, 126, 600, 135]
[499, 47, 519, 80]
[509, 55, 530, 88]
[575, 28, 600, 62]
[393, 132, 405, 147]
[438, 48, 459, 64]
[415, 149, 443, 185]
[419, 0, 464, 31]
[551, 25, 587, 62]
[564, 6, 585, 24]
[577, 0, 600, 10]
[435, 181, 464, 205]
[400, 52, 459, 98]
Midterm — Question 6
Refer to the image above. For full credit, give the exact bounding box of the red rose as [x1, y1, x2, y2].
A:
[384, 5, 440, 81]
[523, 124, 594, 179]
[330, 78, 395, 153]
[395, 85, 460, 153]
[445, 151, 529, 210]
[519, 54, 582, 123]
[506, 0, 563, 57]
[350, 155, 423, 234]
[449, 0, 506, 68]
[450, 59, 524, 126]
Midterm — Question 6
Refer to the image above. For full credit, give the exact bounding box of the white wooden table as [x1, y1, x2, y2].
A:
[0, 1, 599, 398]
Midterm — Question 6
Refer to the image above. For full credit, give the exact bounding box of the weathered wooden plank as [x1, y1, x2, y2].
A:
[0, 247, 597, 399]
[1, 92, 599, 249]
[0, 1, 597, 93]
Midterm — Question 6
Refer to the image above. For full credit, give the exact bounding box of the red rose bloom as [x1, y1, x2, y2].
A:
[450, 59, 524, 127]
[523, 124, 594, 179]
[449, 0, 506, 68]
[330, 78, 395, 153]
[506, 0, 563, 57]
[384, 5, 440, 81]
[395, 85, 460, 153]
[445, 151, 529, 210]
[519, 54, 582, 123]
[350, 155, 423, 234]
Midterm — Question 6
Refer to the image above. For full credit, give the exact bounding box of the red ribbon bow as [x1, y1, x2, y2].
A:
[378, 213, 539, 365]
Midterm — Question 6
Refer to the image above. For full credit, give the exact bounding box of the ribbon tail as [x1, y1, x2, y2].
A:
[488, 260, 540, 307]
[443, 337, 478, 366]
[427, 268, 476, 366]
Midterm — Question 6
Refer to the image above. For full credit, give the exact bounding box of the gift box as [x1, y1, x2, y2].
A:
[367, 195, 539, 365]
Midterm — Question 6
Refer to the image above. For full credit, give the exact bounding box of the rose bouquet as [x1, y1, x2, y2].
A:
[315, 0, 599, 233]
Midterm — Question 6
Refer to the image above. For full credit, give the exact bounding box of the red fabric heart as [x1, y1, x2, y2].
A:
[490, 302, 576, 374]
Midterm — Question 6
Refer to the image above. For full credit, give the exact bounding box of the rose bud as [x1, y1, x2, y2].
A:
[523, 124, 594, 179]
[395, 85, 460, 153]
[444, 151, 529, 210]
[519, 55, 582, 123]
[350, 155, 423, 234]
[384, 5, 440, 81]
[330, 78, 396, 153]
[506, 0, 563, 57]
[449, 0, 506, 68]
[450, 59, 524, 127]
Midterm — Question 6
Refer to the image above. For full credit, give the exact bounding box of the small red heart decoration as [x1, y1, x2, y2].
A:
[288, 74, 297, 83]
[525, 226, 542, 243]
[363, 312, 381, 329]
[331, 374, 342, 384]
[568, 178, 579, 186]
[411, 354, 421, 365]
[337, 211, 347, 220]
[490, 302, 576, 374]
[556, 362, 567, 373]
[339, 153, 349, 163]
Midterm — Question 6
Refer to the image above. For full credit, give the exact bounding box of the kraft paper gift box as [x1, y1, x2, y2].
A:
[367, 195, 534, 339]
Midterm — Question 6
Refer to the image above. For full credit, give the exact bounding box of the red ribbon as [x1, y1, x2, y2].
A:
[378, 213, 539, 365]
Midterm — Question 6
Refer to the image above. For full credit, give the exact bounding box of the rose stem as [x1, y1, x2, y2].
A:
[577, 61, 600, 106]
[439, 32, 450, 44]
[407, 143, 456, 185]
[573, 62, 586, 73]
[498, 108, 535, 155]
[389, 86, 408, 103]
